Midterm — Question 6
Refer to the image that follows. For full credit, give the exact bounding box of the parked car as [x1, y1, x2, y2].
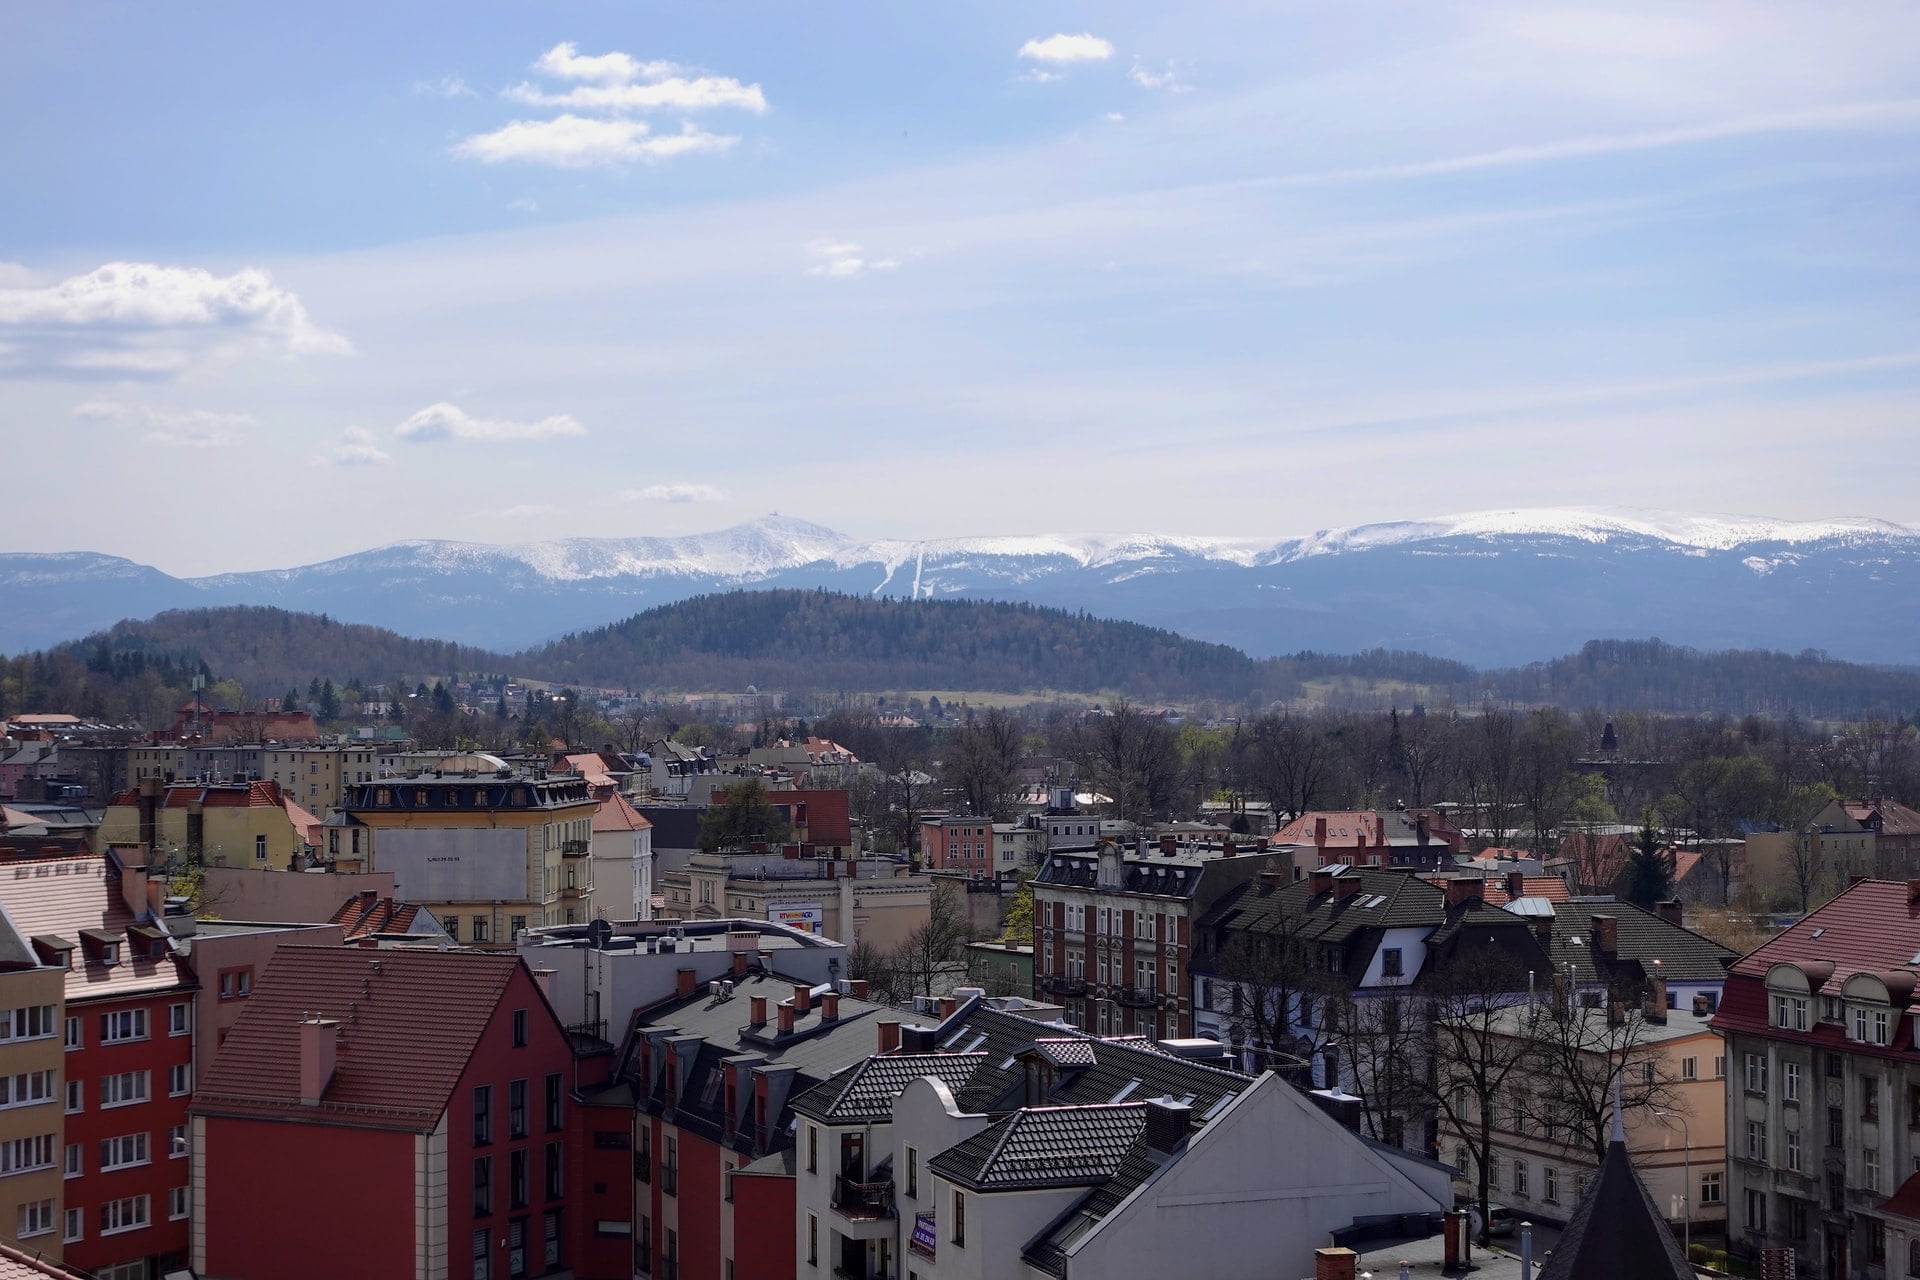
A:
[1466, 1203, 1517, 1237]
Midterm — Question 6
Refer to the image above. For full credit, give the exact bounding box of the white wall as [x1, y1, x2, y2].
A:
[375, 827, 530, 900]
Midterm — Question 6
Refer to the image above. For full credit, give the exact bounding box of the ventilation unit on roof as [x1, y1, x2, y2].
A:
[1811, 928, 1825, 939]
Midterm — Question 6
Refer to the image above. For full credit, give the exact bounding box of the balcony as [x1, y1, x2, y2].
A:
[1041, 975, 1087, 997]
[558, 883, 587, 899]
[562, 838, 592, 857]
[1115, 985, 1161, 1008]
[833, 1175, 896, 1221]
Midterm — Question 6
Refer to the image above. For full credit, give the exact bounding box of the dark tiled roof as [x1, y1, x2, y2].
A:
[791, 1053, 985, 1124]
[1548, 901, 1736, 985]
[1539, 1137, 1691, 1280]
[1026, 1143, 1168, 1276]
[929, 1103, 1147, 1190]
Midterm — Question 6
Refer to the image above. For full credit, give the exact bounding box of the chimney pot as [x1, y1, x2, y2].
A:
[749, 996, 767, 1026]
[821, 992, 840, 1022]
[792, 984, 812, 1014]
[676, 967, 697, 998]
[876, 1020, 901, 1053]
[777, 1003, 795, 1034]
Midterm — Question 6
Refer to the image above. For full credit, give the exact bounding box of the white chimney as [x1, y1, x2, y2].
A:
[299, 1016, 340, 1105]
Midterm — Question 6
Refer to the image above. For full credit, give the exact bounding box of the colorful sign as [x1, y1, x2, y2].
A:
[910, 1212, 937, 1260]
[767, 901, 825, 934]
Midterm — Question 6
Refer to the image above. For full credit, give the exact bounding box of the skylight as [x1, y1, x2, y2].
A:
[1811, 927, 1825, 939]
[1111, 1079, 1140, 1103]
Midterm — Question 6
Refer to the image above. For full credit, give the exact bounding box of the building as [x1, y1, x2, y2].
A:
[590, 790, 654, 922]
[712, 787, 854, 854]
[0, 851, 195, 1279]
[648, 740, 718, 799]
[1536, 1101, 1695, 1280]
[125, 744, 263, 790]
[260, 744, 381, 816]
[172, 917, 345, 1073]
[1268, 810, 1464, 870]
[1710, 878, 1920, 1275]
[190, 946, 585, 1280]
[0, 887, 71, 1263]
[660, 853, 932, 951]
[1032, 842, 1290, 1040]
[628, 970, 896, 1280]
[920, 818, 999, 877]
[789, 994, 1452, 1280]
[339, 760, 600, 945]
[99, 778, 318, 871]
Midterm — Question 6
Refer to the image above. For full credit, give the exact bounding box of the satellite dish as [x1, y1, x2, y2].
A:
[587, 918, 613, 950]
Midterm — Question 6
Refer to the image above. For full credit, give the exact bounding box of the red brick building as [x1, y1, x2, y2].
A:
[710, 788, 853, 853]
[190, 947, 593, 1280]
[0, 851, 195, 1280]
[919, 816, 996, 876]
[1269, 809, 1464, 869]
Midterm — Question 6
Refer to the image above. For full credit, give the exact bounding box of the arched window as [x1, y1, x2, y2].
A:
[1907, 1237, 1920, 1277]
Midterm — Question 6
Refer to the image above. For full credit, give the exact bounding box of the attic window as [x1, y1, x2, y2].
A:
[1811, 928, 1825, 939]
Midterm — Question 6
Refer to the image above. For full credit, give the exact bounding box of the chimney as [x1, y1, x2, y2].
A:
[792, 984, 813, 1015]
[1550, 970, 1569, 1011]
[1444, 878, 1484, 906]
[1416, 815, 1430, 844]
[848, 979, 870, 999]
[1143, 1098, 1192, 1152]
[1314, 816, 1328, 846]
[1310, 1089, 1362, 1131]
[1314, 1247, 1358, 1280]
[1591, 914, 1618, 955]
[676, 968, 698, 998]
[1336, 876, 1364, 901]
[1160, 835, 1177, 856]
[1906, 879, 1920, 908]
[901, 1026, 937, 1053]
[1506, 870, 1526, 900]
[1647, 977, 1669, 1024]
[299, 1016, 340, 1105]
[1310, 868, 1334, 896]
[1222, 840, 1237, 858]
[137, 776, 161, 850]
[731, 950, 750, 978]
[937, 996, 958, 1020]
[777, 1003, 795, 1034]
[1606, 999, 1625, 1027]
[531, 967, 556, 1002]
[1259, 868, 1288, 887]
[749, 996, 767, 1027]
[1655, 899, 1684, 927]
[821, 992, 841, 1022]
[876, 1020, 901, 1053]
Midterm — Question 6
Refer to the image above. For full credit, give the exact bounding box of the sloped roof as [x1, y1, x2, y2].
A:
[1882, 1170, 1920, 1222]
[328, 892, 441, 941]
[1539, 1135, 1691, 1279]
[594, 790, 652, 834]
[192, 946, 526, 1130]
[1548, 900, 1735, 985]
[0, 854, 187, 1002]
[929, 1102, 1147, 1190]
[1728, 879, 1920, 981]
[0, 1240, 89, 1278]
[791, 1052, 984, 1124]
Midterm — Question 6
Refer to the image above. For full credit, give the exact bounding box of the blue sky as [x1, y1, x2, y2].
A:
[3, 1, 1919, 574]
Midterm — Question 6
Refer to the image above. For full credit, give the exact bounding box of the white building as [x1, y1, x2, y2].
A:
[591, 788, 655, 920]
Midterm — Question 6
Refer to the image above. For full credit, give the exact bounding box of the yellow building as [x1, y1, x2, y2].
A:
[0, 945, 65, 1261]
[338, 755, 599, 948]
[260, 745, 380, 817]
[96, 779, 319, 871]
[658, 853, 932, 953]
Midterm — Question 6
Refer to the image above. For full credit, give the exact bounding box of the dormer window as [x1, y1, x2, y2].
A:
[80, 930, 122, 968]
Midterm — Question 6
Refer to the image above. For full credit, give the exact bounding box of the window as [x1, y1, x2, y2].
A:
[0, 1006, 56, 1041]
[63, 1017, 79, 1051]
[545, 1073, 563, 1132]
[1783, 1061, 1801, 1103]
[1746, 1119, 1767, 1162]
[100, 1133, 149, 1170]
[1682, 1056, 1697, 1081]
[510, 1148, 528, 1209]
[1828, 1051, 1845, 1079]
[254, 834, 267, 861]
[169, 1064, 190, 1097]
[1381, 947, 1404, 979]
[218, 967, 253, 1000]
[474, 1085, 493, 1145]
[1744, 1188, 1766, 1232]
[905, 1145, 917, 1198]
[100, 1009, 149, 1044]
[169, 1186, 189, 1221]
[513, 1009, 528, 1047]
[64, 1143, 80, 1178]
[17, 1198, 53, 1239]
[1785, 1127, 1801, 1172]
[474, 1156, 494, 1216]
[1543, 1165, 1559, 1204]
[0, 1069, 55, 1111]
[169, 1125, 188, 1159]
[544, 1208, 563, 1269]
[62, 1207, 80, 1243]
[511, 915, 528, 939]
[100, 1071, 149, 1108]
[1744, 1053, 1768, 1095]
[1830, 1106, 1845, 1149]
[807, 1123, 817, 1173]
[662, 1136, 677, 1196]
[1868, 1146, 1883, 1193]
[1512, 1159, 1529, 1197]
[546, 1142, 563, 1200]
[168, 1003, 190, 1036]
[1700, 1171, 1723, 1205]
[100, 1194, 149, 1235]
[952, 1190, 966, 1245]
[445, 917, 461, 942]
[1714, 1056, 1726, 1079]
[637, 1126, 651, 1183]
[1865, 1076, 1882, 1123]
[510, 1079, 528, 1138]
[474, 917, 490, 944]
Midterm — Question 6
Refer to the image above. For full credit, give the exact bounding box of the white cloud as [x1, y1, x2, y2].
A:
[318, 427, 392, 467]
[1018, 33, 1115, 64]
[496, 502, 553, 518]
[804, 238, 899, 278]
[508, 197, 541, 213]
[412, 75, 474, 98]
[1104, 112, 1126, 123]
[394, 402, 587, 442]
[71, 399, 253, 448]
[1128, 59, 1189, 92]
[454, 115, 738, 168]
[0, 261, 349, 378]
[532, 42, 679, 86]
[503, 76, 767, 114]
[621, 482, 727, 503]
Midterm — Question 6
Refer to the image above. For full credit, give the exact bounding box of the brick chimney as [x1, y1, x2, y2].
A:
[1655, 899, 1684, 927]
[777, 1003, 795, 1034]
[1591, 914, 1618, 954]
[1310, 868, 1335, 895]
[1314, 1246, 1358, 1280]
[1416, 815, 1430, 844]
[1160, 835, 1177, 856]
[1906, 879, 1920, 908]
[530, 967, 556, 1002]
[299, 1016, 340, 1106]
[876, 1020, 901, 1053]
[1444, 878, 1484, 906]
[1506, 870, 1525, 900]
[1647, 976, 1669, 1024]
[1143, 1098, 1192, 1153]
[731, 950, 750, 977]
[937, 996, 958, 1019]
[749, 996, 767, 1027]
[1336, 875, 1365, 901]
[676, 968, 698, 998]
[792, 984, 812, 1015]
[1314, 816, 1328, 846]
[821, 992, 840, 1022]
[848, 979, 869, 999]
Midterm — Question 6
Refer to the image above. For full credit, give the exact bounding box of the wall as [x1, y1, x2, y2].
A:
[0, 966, 67, 1264]
[198, 1115, 417, 1280]
[199, 866, 394, 922]
[375, 827, 536, 902]
[188, 925, 345, 1076]
[733, 1169, 796, 1280]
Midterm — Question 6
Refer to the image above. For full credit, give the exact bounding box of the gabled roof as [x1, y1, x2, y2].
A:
[327, 892, 446, 942]
[791, 1052, 985, 1124]
[1547, 900, 1735, 985]
[0, 854, 187, 1001]
[929, 1102, 1146, 1190]
[594, 789, 652, 834]
[192, 946, 531, 1130]
[1729, 879, 1920, 979]
[1539, 1133, 1691, 1279]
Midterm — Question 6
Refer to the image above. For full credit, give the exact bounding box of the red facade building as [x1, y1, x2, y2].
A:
[919, 816, 995, 875]
[191, 947, 594, 1280]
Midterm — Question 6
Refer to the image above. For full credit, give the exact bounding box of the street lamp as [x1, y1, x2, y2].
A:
[1652, 1107, 1692, 1256]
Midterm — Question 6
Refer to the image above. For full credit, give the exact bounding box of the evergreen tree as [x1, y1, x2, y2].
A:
[698, 779, 794, 852]
[282, 687, 300, 712]
[1623, 823, 1675, 908]
[317, 678, 340, 722]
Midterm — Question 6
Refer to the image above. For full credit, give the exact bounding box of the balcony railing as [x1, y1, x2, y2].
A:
[1041, 975, 1087, 997]
[1115, 985, 1160, 1008]
[833, 1175, 895, 1220]
[558, 883, 587, 899]
[562, 839, 592, 857]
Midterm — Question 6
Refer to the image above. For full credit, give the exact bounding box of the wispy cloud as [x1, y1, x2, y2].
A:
[411, 75, 474, 98]
[455, 116, 737, 167]
[0, 261, 349, 378]
[533, 42, 678, 85]
[804, 238, 899, 278]
[1018, 33, 1114, 64]
[621, 482, 726, 503]
[492, 502, 554, 518]
[394, 402, 587, 442]
[317, 427, 392, 467]
[504, 77, 766, 114]
[1128, 59, 1189, 92]
[72, 399, 253, 448]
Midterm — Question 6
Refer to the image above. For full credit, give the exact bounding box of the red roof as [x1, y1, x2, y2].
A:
[593, 789, 652, 834]
[328, 892, 424, 940]
[1885, 1171, 1920, 1223]
[109, 780, 292, 809]
[1729, 878, 1920, 978]
[192, 947, 536, 1129]
[0, 853, 189, 1003]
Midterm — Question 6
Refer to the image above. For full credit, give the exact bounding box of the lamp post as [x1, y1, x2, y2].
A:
[1652, 1107, 1692, 1256]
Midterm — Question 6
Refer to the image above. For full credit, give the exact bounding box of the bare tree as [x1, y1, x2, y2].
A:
[1525, 1000, 1682, 1163]
[1075, 700, 1182, 826]
[891, 880, 971, 999]
[1205, 918, 1323, 1072]
[1245, 712, 1334, 820]
[1324, 981, 1424, 1147]
[944, 708, 1025, 820]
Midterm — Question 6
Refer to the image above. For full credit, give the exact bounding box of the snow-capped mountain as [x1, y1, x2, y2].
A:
[5, 508, 1919, 664]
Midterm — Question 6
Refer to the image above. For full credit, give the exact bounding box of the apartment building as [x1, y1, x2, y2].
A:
[260, 744, 380, 816]
[1269, 810, 1465, 870]
[1032, 842, 1286, 1040]
[660, 853, 932, 951]
[98, 779, 318, 870]
[0, 903, 69, 1261]
[339, 762, 599, 946]
[1712, 878, 1920, 1276]
[0, 852, 194, 1280]
[920, 818, 998, 877]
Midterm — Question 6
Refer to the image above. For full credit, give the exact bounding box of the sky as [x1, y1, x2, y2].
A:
[3, 1, 1919, 576]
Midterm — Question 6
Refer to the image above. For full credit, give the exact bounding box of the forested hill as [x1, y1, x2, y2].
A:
[529, 591, 1278, 700]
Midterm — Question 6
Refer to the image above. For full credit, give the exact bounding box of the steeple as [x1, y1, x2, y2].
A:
[1537, 1085, 1691, 1280]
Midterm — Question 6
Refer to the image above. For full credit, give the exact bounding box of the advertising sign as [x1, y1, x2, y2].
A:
[767, 901, 824, 934]
[910, 1212, 937, 1260]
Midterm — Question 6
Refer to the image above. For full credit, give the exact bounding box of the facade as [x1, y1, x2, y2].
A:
[0, 907, 69, 1263]
[1535, 1106, 1696, 1280]
[1268, 810, 1464, 870]
[0, 851, 195, 1279]
[660, 854, 931, 951]
[190, 946, 586, 1280]
[260, 745, 380, 816]
[920, 818, 997, 877]
[172, 919, 346, 1072]
[1032, 843, 1287, 1040]
[340, 766, 599, 946]
[1711, 878, 1920, 1276]
[590, 790, 654, 922]
[98, 779, 318, 871]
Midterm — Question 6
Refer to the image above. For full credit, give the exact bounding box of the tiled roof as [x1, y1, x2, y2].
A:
[928, 1102, 1147, 1190]
[0, 854, 188, 1003]
[1547, 901, 1735, 985]
[1539, 1135, 1691, 1279]
[1883, 1170, 1920, 1222]
[1030, 1038, 1099, 1068]
[1728, 879, 1920, 979]
[0, 1241, 88, 1279]
[593, 790, 652, 834]
[192, 946, 527, 1130]
[328, 892, 436, 940]
[109, 780, 291, 809]
[791, 1053, 985, 1124]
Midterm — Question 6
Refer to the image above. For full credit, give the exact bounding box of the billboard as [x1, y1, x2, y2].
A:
[767, 901, 824, 934]
[376, 827, 530, 901]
